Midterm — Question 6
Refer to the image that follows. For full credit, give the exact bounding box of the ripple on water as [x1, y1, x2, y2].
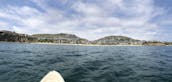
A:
[0, 43, 172, 82]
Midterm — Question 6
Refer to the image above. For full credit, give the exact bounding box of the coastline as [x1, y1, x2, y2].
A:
[28, 42, 164, 46]
[0, 42, 172, 46]
[1, 30, 172, 46]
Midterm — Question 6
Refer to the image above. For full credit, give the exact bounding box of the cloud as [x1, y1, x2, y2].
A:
[72, 2, 103, 17]
[0, 0, 170, 41]
[69, 0, 164, 40]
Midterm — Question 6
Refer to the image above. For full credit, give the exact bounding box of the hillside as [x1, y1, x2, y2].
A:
[32, 33, 90, 44]
[92, 36, 143, 45]
[0, 30, 36, 42]
[142, 41, 167, 46]
[0, 30, 172, 46]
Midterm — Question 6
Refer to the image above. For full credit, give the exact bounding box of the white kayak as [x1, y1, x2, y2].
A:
[40, 70, 65, 82]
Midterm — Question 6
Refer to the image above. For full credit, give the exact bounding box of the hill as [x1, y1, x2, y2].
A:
[92, 36, 143, 45]
[0, 30, 172, 46]
[32, 33, 90, 44]
[0, 30, 36, 42]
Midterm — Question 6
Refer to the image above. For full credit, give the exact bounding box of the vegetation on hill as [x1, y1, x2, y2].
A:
[92, 36, 143, 45]
[0, 30, 36, 42]
[32, 33, 90, 44]
[142, 41, 166, 46]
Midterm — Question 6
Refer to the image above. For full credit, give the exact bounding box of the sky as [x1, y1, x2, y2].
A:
[0, 0, 172, 41]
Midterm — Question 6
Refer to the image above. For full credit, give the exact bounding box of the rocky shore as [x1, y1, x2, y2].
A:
[0, 30, 171, 46]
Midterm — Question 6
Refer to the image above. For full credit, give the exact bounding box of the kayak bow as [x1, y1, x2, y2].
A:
[40, 70, 65, 82]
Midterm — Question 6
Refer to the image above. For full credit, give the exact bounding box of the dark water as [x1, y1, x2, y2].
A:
[0, 43, 172, 82]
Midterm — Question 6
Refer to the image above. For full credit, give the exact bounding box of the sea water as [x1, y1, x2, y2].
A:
[0, 42, 172, 82]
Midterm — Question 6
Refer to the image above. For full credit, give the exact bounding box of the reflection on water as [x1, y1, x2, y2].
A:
[0, 43, 172, 82]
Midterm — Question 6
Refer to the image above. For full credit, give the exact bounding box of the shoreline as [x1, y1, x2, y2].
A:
[22, 42, 172, 46]
[30, 42, 143, 46]
[0, 42, 172, 46]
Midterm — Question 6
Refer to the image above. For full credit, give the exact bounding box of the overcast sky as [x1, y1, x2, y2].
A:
[0, 0, 172, 41]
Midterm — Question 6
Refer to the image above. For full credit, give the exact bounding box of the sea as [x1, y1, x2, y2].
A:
[0, 42, 172, 82]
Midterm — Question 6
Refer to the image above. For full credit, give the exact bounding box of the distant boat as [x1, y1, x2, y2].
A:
[40, 70, 65, 82]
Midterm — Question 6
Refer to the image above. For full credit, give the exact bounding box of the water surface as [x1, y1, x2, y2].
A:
[0, 43, 172, 82]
